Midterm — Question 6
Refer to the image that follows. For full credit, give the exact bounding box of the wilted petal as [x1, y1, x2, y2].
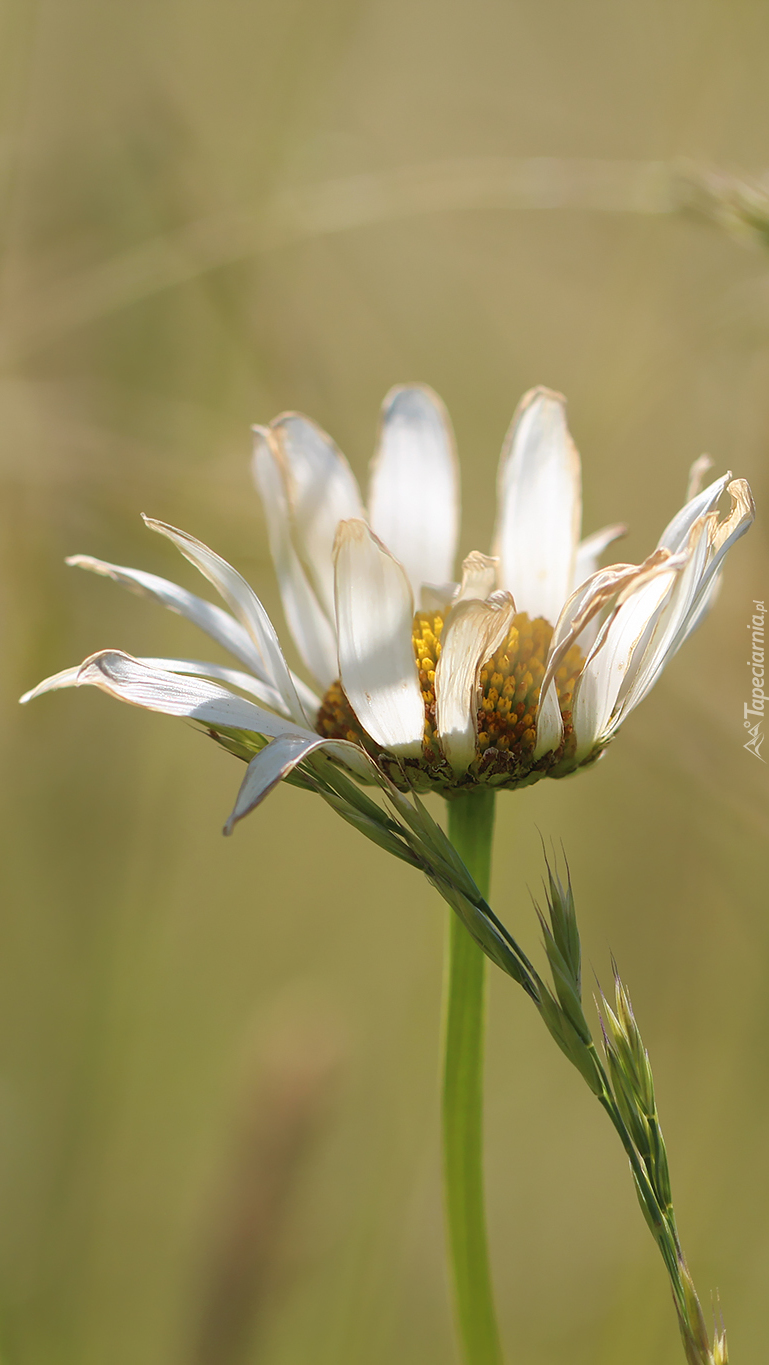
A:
[493, 387, 581, 625]
[368, 385, 459, 599]
[435, 592, 516, 775]
[50, 651, 313, 739]
[66, 555, 267, 678]
[334, 519, 425, 757]
[454, 552, 499, 603]
[656, 471, 731, 552]
[572, 561, 684, 760]
[142, 517, 309, 725]
[20, 655, 315, 715]
[613, 517, 715, 723]
[269, 413, 363, 621]
[20, 665, 83, 704]
[660, 479, 754, 653]
[252, 426, 339, 688]
[533, 553, 669, 758]
[533, 557, 652, 759]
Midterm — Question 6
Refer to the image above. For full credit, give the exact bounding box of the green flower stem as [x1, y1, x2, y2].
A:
[443, 788, 504, 1365]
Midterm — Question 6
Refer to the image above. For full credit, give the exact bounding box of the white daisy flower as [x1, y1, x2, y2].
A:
[21, 386, 754, 830]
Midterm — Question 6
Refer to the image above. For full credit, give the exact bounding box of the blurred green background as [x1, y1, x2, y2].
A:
[1, 2, 768, 1362]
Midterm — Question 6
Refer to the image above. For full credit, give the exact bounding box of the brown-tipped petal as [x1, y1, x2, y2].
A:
[454, 551, 500, 603]
[537, 551, 671, 721]
[571, 557, 686, 759]
[656, 469, 731, 552]
[533, 556, 661, 760]
[613, 515, 716, 722]
[622, 478, 756, 717]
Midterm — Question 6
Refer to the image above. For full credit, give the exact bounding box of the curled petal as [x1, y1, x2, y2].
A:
[142, 517, 309, 725]
[435, 592, 516, 775]
[656, 470, 731, 552]
[66, 555, 267, 678]
[37, 650, 313, 740]
[20, 655, 315, 714]
[619, 479, 756, 718]
[368, 384, 459, 599]
[493, 386, 581, 625]
[334, 519, 425, 757]
[454, 551, 499, 604]
[571, 559, 686, 760]
[534, 551, 672, 758]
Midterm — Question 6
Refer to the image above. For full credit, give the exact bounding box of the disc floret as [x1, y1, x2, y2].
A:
[317, 609, 584, 793]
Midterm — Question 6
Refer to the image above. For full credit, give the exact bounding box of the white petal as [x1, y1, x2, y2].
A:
[420, 582, 458, 613]
[140, 657, 320, 712]
[333, 519, 425, 757]
[572, 524, 627, 591]
[368, 384, 459, 599]
[532, 682, 564, 759]
[66, 555, 266, 677]
[571, 562, 683, 760]
[20, 665, 82, 704]
[20, 655, 313, 715]
[223, 731, 383, 833]
[224, 733, 330, 834]
[454, 552, 499, 604]
[532, 556, 661, 760]
[612, 517, 715, 723]
[142, 517, 309, 726]
[642, 477, 755, 683]
[435, 592, 516, 775]
[269, 412, 363, 621]
[252, 426, 339, 688]
[54, 650, 314, 738]
[656, 471, 731, 552]
[493, 387, 582, 626]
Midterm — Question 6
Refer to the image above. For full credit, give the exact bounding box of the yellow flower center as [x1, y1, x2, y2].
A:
[316, 610, 584, 792]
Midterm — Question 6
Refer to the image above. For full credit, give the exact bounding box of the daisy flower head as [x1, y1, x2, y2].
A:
[22, 385, 754, 831]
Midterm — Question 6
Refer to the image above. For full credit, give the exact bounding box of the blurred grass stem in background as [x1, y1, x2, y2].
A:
[4, 157, 769, 370]
[443, 789, 503, 1365]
